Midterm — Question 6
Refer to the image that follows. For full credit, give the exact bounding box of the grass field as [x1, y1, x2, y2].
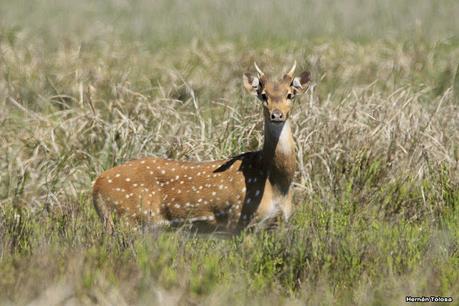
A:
[1, 0, 459, 305]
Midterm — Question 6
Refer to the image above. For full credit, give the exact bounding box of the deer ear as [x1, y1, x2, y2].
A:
[243, 73, 261, 96]
[291, 71, 311, 95]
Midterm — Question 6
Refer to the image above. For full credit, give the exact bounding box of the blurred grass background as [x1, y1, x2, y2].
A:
[1, 0, 459, 305]
[1, 0, 459, 45]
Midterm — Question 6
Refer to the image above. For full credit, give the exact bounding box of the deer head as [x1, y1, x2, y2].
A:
[243, 61, 310, 123]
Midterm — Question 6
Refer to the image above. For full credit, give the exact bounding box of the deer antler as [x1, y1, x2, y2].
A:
[254, 62, 264, 77]
[286, 61, 297, 78]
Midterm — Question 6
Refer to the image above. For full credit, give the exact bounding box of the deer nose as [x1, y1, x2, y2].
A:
[270, 109, 284, 122]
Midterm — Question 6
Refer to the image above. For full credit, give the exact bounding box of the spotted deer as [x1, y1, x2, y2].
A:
[92, 62, 310, 233]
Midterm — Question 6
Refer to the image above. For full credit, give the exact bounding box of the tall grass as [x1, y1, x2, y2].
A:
[1, 0, 459, 305]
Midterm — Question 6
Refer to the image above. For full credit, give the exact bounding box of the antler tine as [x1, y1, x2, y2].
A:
[287, 60, 297, 78]
[254, 62, 264, 77]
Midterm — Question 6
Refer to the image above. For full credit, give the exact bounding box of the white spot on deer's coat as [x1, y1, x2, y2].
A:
[219, 185, 224, 190]
[161, 170, 165, 174]
[115, 173, 120, 177]
[174, 204, 181, 208]
[198, 198, 202, 202]
[125, 178, 131, 182]
[242, 187, 246, 192]
[108, 179, 112, 183]
[133, 183, 138, 187]
[141, 160, 145, 164]
[212, 191, 216, 196]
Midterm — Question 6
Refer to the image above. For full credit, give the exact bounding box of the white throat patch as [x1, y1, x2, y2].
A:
[276, 120, 293, 155]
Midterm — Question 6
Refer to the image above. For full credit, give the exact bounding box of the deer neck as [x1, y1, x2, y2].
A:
[262, 119, 296, 195]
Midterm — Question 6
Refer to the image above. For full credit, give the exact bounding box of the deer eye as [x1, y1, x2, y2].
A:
[260, 93, 268, 101]
[287, 93, 293, 100]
